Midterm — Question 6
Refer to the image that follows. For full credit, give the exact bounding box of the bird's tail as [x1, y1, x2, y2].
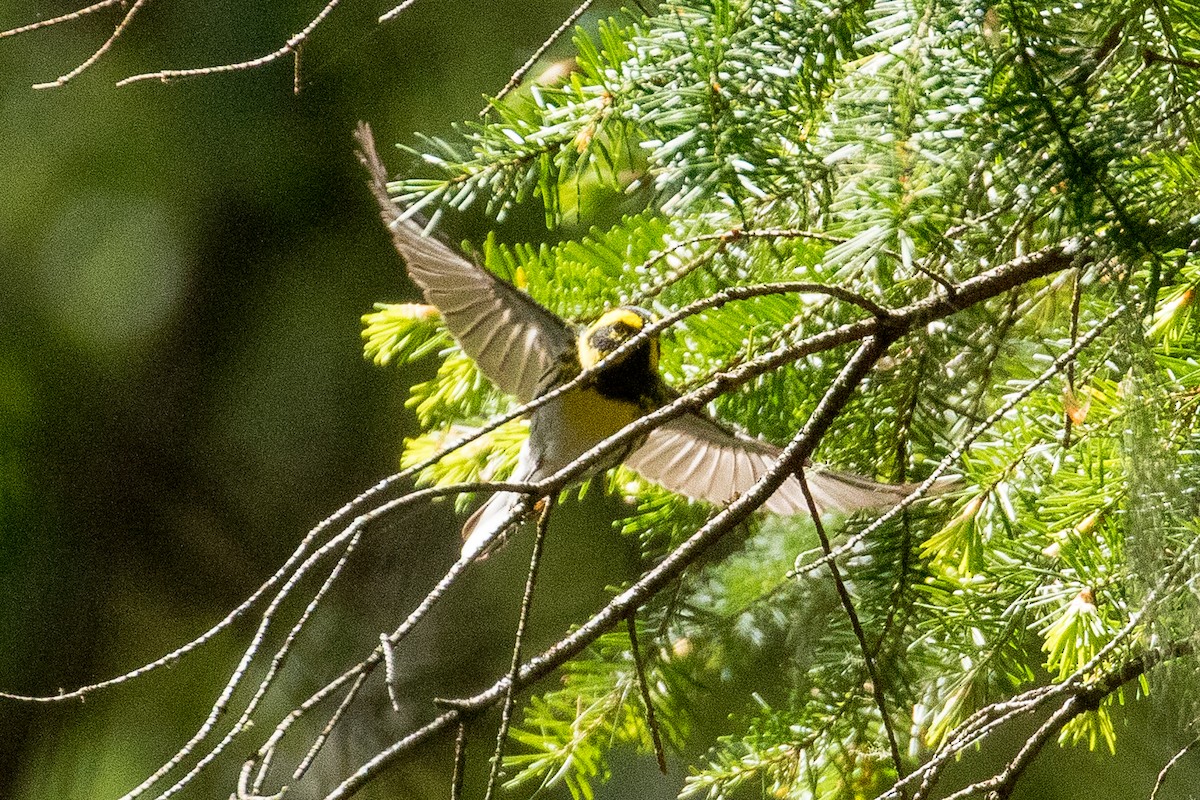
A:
[460, 447, 540, 560]
[460, 490, 525, 559]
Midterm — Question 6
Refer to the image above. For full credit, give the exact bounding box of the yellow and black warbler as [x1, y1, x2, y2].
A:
[390, 219, 922, 558]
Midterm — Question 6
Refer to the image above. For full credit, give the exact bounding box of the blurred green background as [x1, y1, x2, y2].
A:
[1, 2, 1198, 799]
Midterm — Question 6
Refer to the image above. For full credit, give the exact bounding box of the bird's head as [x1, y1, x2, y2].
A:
[578, 306, 659, 373]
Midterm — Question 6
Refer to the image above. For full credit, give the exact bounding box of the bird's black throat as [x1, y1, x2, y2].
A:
[592, 343, 657, 405]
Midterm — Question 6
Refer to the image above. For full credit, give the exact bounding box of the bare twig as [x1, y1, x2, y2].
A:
[908, 687, 1062, 800]
[0, 460, 459, 706]
[0, 0, 122, 39]
[885, 652, 1183, 800]
[483, 498, 553, 800]
[5, 0, 351, 89]
[293, 42, 303, 95]
[482, 0, 596, 114]
[32, 0, 149, 89]
[1143, 49, 1200, 72]
[125, 527, 362, 800]
[451, 722, 468, 800]
[627, 226, 855, 306]
[378, 0, 422, 24]
[381, 633, 402, 714]
[270, 499, 532, 788]
[1061, 268, 1083, 447]
[627, 615, 668, 774]
[115, 0, 343, 87]
[937, 696, 1081, 800]
[798, 457, 907, 783]
[916, 643, 1195, 800]
[1150, 733, 1200, 800]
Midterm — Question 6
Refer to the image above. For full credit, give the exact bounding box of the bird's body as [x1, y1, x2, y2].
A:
[461, 306, 661, 556]
[385, 216, 932, 559]
[462, 360, 650, 557]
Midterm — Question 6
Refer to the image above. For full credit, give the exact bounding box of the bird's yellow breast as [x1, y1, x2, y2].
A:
[532, 385, 645, 473]
[559, 386, 643, 447]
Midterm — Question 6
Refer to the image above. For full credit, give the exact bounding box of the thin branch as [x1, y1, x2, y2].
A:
[378, 0, 422, 24]
[0, 0, 122, 39]
[381, 633, 402, 714]
[243, 488, 528, 789]
[1061, 268, 1083, 448]
[115, 0, 343, 87]
[1150, 733, 1200, 800]
[125, 527, 362, 800]
[293, 41, 303, 95]
[32, 0, 149, 89]
[0, 457, 451, 704]
[627, 615, 668, 774]
[482, 0, 596, 115]
[937, 696, 1081, 800]
[451, 722, 468, 800]
[908, 688, 1061, 800]
[885, 650, 1187, 800]
[798, 458, 906, 783]
[286, 669, 372, 785]
[628, 226, 855, 305]
[922, 644, 1195, 800]
[1143, 48, 1200, 72]
[250, 484, 524, 791]
[10, 425, 563, 707]
[888, 626, 1198, 800]
[268, 500, 532, 787]
[483, 498, 553, 800]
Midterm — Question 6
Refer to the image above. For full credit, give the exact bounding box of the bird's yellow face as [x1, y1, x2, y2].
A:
[578, 307, 659, 373]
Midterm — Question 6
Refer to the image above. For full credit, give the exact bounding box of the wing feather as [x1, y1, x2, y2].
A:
[624, 412, 922, 517]
[390, 218, 575, 403]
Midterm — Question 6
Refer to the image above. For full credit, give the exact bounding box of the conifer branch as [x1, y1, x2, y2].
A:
[321, 241, 1085, 799]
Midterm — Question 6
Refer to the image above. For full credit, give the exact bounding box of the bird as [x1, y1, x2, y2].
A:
[387, 218, 930, 559]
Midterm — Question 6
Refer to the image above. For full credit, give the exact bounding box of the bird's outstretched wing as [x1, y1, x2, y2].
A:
[389, 219, 576, 404]
[623, 412, 922, 516]
[355, 123, 575, 404]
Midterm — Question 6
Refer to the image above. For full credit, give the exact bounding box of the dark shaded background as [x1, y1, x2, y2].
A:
[1, 3, 1198, 799]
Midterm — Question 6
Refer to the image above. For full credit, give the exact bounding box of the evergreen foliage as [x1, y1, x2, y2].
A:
[367, 0, 1200, 796]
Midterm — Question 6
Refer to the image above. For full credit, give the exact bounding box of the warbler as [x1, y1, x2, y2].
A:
[390, 219, 924, 558]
